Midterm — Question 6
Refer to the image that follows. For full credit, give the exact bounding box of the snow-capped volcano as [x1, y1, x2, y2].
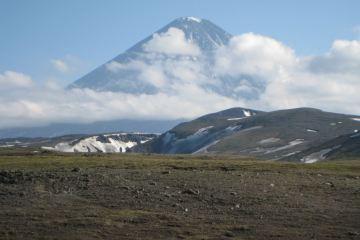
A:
[68, 17, 264, 99]
[128, 17, 232, 53]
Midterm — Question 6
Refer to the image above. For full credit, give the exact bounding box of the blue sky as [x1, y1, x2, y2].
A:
[1, 0, 359, 85]
[0, 0, 360, 128]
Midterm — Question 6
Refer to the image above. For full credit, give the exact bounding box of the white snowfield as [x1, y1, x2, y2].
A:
[301, 145, 342, 163]
[184, 17, 202, 23]
[258, 138, 280, 145]
[227, 110, 255, 121]
[281, 151, 301, 157]
[225, 125, 241, 131]
[301, 149, 333, 164]
[192, 140, 220, 154]
[227, 117, 244, 121]
[351, 118, 360, 122]
[42, 134, 152, 153]
[306, 129, 318, 133]
[0, 144, 15, 148]
[194, 126, 214, 136]
[243, 110, 252, 117]
[264, 139, 304, 154]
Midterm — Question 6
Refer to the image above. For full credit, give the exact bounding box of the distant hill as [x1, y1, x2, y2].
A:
[2, 107, 359, 163]
[0, 119, 182, 139]
[137, 107, 360, 162]
[0, 132, 156, 153]
[290, 131, 360, 162]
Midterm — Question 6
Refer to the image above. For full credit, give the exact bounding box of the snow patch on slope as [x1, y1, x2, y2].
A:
[193, 126, 214, 136]
[226, 125, 241, 131]
[227, 110, 255, 121]
[243, 110, 252, 117]
[42, 133, 153, 153]
[306, 129, 318, 133]
[192, 140, 220, 154]
[258, 138, 280, 145]
[184, 17, 202, 23]
[265, 139, 304, 154]
[0, 144, 14, 148]
[301, 145, 342, 163]
[227, 117, 244, 121]
[238, 126, 263, 133]
[301, 148, 333, 163]
[281, 151, 301, 157]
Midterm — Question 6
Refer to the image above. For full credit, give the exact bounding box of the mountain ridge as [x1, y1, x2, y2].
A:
[136, 107, 360, 162]
[0, 119, 183, 139]
[1, 106, 359, 162]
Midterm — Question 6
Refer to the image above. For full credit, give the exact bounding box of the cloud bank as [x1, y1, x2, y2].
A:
[1, 28, 360, 129]
[0, 71, 33, 89]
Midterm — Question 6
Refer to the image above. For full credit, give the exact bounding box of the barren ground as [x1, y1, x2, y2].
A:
[0, 151, 359, 239]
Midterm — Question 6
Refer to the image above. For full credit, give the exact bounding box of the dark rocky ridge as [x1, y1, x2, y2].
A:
[138, 107, 360, 162]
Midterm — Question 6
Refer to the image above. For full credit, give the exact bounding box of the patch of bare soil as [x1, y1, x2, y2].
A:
[0, 155, 359, 239]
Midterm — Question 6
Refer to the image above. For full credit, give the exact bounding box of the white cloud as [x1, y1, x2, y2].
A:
[0, 71, 33, 89]
[106, 61, 125, 72]
[0, 76, 238, 129]
[143, 27, 201, 56]
[306, 39, 360, 74]
[51, 59, 70, 73]
[214, 33, 297, 78]
[0, 34, 360, 129]
[250, 38, 360, 113]
[106, 60, 167, 88]
[106, 53, 208, 90]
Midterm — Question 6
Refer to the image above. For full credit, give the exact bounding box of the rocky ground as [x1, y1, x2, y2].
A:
[0, 151, 359, 239]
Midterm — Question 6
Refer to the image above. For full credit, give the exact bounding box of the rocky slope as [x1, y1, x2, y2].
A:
[0, 133, 156, 153]
[292, 131, 360, 163]
[2, 107, 359, 162]
[138, 107, 360, 162]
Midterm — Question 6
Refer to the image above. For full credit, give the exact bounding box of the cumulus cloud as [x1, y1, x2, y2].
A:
[251, 38, 360, 113]
[0, 77, 238, 129]
[143, 27, 201, 56]
[106, 50, 208, 92]
[107, 60, 167, 88]
[306, 40, 360, 74]
[0, 32, 360, 129]
[214, 33, 297, 78]
[0, 71, 33, 89]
